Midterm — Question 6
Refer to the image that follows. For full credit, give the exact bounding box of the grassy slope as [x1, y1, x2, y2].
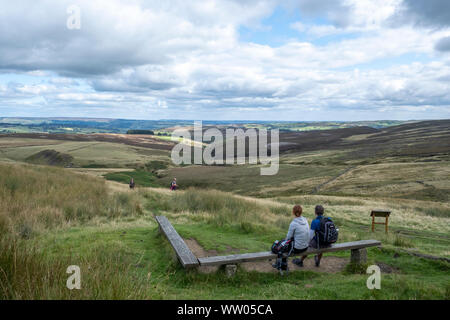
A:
[156, 164, 345, 196]
[0, 138, 169, 168]
[1, 164, 448, 299]
[159, 159, 450, 202]
[1, 120, 449, 299]
[157, 120, 450, 202]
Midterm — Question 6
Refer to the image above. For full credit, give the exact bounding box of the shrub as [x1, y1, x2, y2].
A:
[393, 235, 413, 248]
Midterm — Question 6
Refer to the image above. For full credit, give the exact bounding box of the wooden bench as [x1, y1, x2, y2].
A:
[155, 215, 381, 276]
[155, 215, 199, 269]
[198, 239, 381, 268]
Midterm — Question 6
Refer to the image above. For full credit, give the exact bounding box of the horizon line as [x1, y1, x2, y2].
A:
[1, 116, 448, 123]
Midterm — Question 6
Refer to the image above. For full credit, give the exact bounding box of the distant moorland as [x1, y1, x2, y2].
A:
[0, 117, 411, 134]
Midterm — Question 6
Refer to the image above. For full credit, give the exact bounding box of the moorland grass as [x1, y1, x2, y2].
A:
[7, 223, 446, 300]
[0, 139, 169, 168]
[144, 188, 292, 235]
[157, 164, 344, 196]
[1, 163, 449, 299]
[0, 163, 143, 236]
[0, 236, 151, 299]
[104, 169, 158, 188]
[0, 163, 148, 299]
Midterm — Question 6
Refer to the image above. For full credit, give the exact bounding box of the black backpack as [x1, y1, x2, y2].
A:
[271, 239, 294, 255]
[271, 239, 294, 275]
[317, 217, 338, 245]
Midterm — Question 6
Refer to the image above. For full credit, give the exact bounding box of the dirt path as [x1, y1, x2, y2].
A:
[311, 165, 357, 194]
[67, 142, 103, 152]
[185, 238, 349, 274]
[104, 180, 177, 196]
[69, 168, 177, 195]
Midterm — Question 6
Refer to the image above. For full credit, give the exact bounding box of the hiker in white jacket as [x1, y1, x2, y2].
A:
[286, 205, 310, 254]
[272, 205, 310, 271]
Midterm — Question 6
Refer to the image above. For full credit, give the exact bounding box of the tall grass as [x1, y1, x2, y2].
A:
[0, 163, 147, 299]
[0, 235, 151, 299]
[145, 188, 292, 234]
[418, 207, 450, 218]
[0, 163, 143, 238]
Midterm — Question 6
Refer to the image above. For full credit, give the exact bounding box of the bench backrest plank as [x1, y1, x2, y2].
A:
[155, 216, 199, 269]
[198, 239, 381, 266]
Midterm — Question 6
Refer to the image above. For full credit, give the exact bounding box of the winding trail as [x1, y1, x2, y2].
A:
[311, 165, 357, 194]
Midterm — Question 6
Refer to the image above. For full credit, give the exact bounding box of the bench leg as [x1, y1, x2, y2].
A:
[225, 264, 237, 278]
[350, 248, 367, 264]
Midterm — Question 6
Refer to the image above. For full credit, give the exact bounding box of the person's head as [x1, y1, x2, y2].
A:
[174, 178, 176, 181]
[292, 205, 303, 217]
[315, 205, 324, 216]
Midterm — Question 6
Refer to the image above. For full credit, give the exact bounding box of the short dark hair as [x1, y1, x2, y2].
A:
[315, 205, 324, 215]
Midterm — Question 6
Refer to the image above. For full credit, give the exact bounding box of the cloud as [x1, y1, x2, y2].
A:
[389, 0, 450, 54]
[435, 36, 450, 52]
[285, 0, 353, 28]
[393, 0, 450, 28]
[290, 0, 401, 37]
[0, 0, 275, 77]
[91, 66, 182, 92]
[0, 0, 449, 120]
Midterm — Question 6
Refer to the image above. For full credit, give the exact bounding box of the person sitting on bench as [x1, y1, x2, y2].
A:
[297, 205, 331, 267]
[286, 205, 310, 266]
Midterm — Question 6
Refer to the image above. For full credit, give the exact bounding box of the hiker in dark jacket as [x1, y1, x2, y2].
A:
[170, 178, 177, 191]
[129, 178, 135, 189]
[297, 205, 331, 267]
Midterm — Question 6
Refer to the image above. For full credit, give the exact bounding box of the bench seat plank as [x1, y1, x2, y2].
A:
[155, 216, 199, 268]
[198, 239, 381, 266]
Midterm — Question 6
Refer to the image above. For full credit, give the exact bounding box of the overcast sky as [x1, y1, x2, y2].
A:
[1, 0, 450, 121]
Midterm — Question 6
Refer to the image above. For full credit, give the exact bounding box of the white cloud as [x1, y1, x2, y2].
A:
[0, 0, 449, 120]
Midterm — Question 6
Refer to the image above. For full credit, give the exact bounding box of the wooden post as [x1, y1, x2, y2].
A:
[371, 215, 375, 232]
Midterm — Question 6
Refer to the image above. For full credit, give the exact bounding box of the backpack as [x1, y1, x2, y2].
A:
[317, 217, 338, 245]
[271, 239, 294, 255]
[271, 239, 294, 275]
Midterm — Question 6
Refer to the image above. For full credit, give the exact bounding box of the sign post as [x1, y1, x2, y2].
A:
[370, 210, 391, 233]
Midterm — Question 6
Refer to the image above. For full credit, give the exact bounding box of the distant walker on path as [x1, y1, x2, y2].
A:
[170, 178, 178, 191]
[129, 177, 135, 189]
